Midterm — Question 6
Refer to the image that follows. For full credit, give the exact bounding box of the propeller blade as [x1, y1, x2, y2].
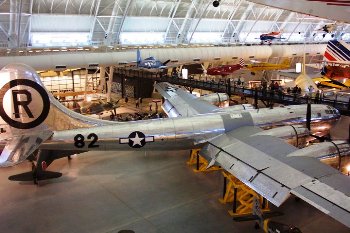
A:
[306, 103, 311, 131]
[162, 59, 171, 66]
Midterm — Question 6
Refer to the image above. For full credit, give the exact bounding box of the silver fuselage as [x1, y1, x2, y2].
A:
[41, 104, 340, 151]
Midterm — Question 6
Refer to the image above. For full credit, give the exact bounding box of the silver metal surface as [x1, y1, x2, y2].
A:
[0, 65, 348, 229]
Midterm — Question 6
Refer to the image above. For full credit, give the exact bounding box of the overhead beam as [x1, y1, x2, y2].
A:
[115, 0, 133, 44]
[243, 6, 268, 43]
[176, 0, 201, 44]
[104, 0, 120, 45]
[221, 0, 243, 42]
[188, 0, 212, 43]
[89, 0, 101, 44]
[164, 0, 182, 44]
[230, 3, 254, 42]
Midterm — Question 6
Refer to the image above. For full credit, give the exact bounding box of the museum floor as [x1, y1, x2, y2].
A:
[0, 118, 349, 233]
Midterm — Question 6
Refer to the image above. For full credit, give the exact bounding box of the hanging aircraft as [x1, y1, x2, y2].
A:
[313, 76, 349, 89]
[315, 23, 338, 38]
[204, 58, 245, 76]
[0, 64, 349, 228]
[246, 59, 291, 73]
[259, 32, 285, 45]
[234, 197, 302, 233]
[136, 48, 170, 69]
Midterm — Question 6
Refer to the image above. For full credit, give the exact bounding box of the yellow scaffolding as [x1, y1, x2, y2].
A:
[219, 171, 270, 217]
[187, 149, 222, 172]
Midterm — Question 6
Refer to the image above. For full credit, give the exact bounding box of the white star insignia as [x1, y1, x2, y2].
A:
[130, 132, 144, 146]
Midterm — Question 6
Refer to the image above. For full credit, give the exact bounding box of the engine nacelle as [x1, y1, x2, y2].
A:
[223, 104, 255, 112]
[287, 140, 350, 160]
[254, 125, 309, 139]
[254, 125, 309, 147]
[198, 93, 228, 104]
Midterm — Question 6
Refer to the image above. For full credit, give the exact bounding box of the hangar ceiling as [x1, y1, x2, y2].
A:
[0, 0, 348, 48]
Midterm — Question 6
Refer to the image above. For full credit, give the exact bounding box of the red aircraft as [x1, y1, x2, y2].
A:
[205, 58, 245, 76]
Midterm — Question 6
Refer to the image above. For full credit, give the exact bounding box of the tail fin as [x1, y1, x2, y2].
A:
[0, 64, 108, 166]
[0, 64, 53, 166]
[239, 58, 245, 67]
[324, 40, 350, 62]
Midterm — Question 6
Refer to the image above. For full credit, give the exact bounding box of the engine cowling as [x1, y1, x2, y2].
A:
[198, 93, 228, 104]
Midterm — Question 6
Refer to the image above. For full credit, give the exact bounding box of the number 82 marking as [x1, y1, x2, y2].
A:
[74, 133, 99, 148]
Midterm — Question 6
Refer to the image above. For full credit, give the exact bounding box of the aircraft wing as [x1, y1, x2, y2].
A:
[154, 82, 219, 117]
[324, 60, 350, 65]
[248, 0, 350, 23]
[200, 126, 350, 228]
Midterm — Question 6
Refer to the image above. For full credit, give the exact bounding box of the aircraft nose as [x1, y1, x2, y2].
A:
[333, 107, 341, 119]
[329, 106, 341, 120]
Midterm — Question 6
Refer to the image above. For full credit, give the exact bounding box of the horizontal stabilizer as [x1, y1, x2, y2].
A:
[0, 130, 53, 167]
[8, 171, 62, 182]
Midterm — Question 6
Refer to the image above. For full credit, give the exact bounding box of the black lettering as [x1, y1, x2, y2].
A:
[12, 90, 34, 118]
[87, 133, 99, 148]
[74, 134, 85, 148]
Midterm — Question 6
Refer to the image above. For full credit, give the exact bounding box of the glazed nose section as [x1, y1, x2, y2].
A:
[331, 107, 341, 120]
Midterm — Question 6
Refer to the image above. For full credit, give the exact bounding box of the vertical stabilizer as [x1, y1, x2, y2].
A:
[324, 40, 350, 62]
[294, 53, 318, 92]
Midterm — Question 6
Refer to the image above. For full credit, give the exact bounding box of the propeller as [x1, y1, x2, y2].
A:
[162, 59, 171, 66]
[306, 102, 330, 142]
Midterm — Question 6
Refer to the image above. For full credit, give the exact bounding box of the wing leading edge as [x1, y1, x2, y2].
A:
[200, 126, 350, 228]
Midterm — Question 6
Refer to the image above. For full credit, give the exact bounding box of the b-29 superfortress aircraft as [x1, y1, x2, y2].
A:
[0, 64, 348, 228]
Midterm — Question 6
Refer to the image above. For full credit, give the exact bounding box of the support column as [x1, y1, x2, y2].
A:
[99, 66, 106, 93]
[107, 66, 114, 102]
[84, 69, 88, 101]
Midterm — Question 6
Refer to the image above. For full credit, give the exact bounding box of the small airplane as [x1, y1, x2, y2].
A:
[315, 23, 338, 38]
[136, 49, 170, 69]
[259, 31, 285, 45]
[234, 197, 302, 233]
[321, 40, 350, 81]
[313, 76, 349, 89]
[80, 99, 121, 115]
[0, 64, 349, 228]
[204, 58, 245, 76]
[246, 59, 291, 74]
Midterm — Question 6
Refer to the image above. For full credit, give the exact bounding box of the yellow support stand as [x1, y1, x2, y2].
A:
[187, 149, 222, 172]
[219, 171, 270, 217]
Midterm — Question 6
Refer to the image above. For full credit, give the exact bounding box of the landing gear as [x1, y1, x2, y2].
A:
[31, 161, 38, 185]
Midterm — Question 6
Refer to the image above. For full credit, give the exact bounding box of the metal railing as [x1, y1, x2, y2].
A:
[115, 68, 350, 115]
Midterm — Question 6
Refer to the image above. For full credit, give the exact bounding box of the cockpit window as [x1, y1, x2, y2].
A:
[325, 110, 337, 114]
